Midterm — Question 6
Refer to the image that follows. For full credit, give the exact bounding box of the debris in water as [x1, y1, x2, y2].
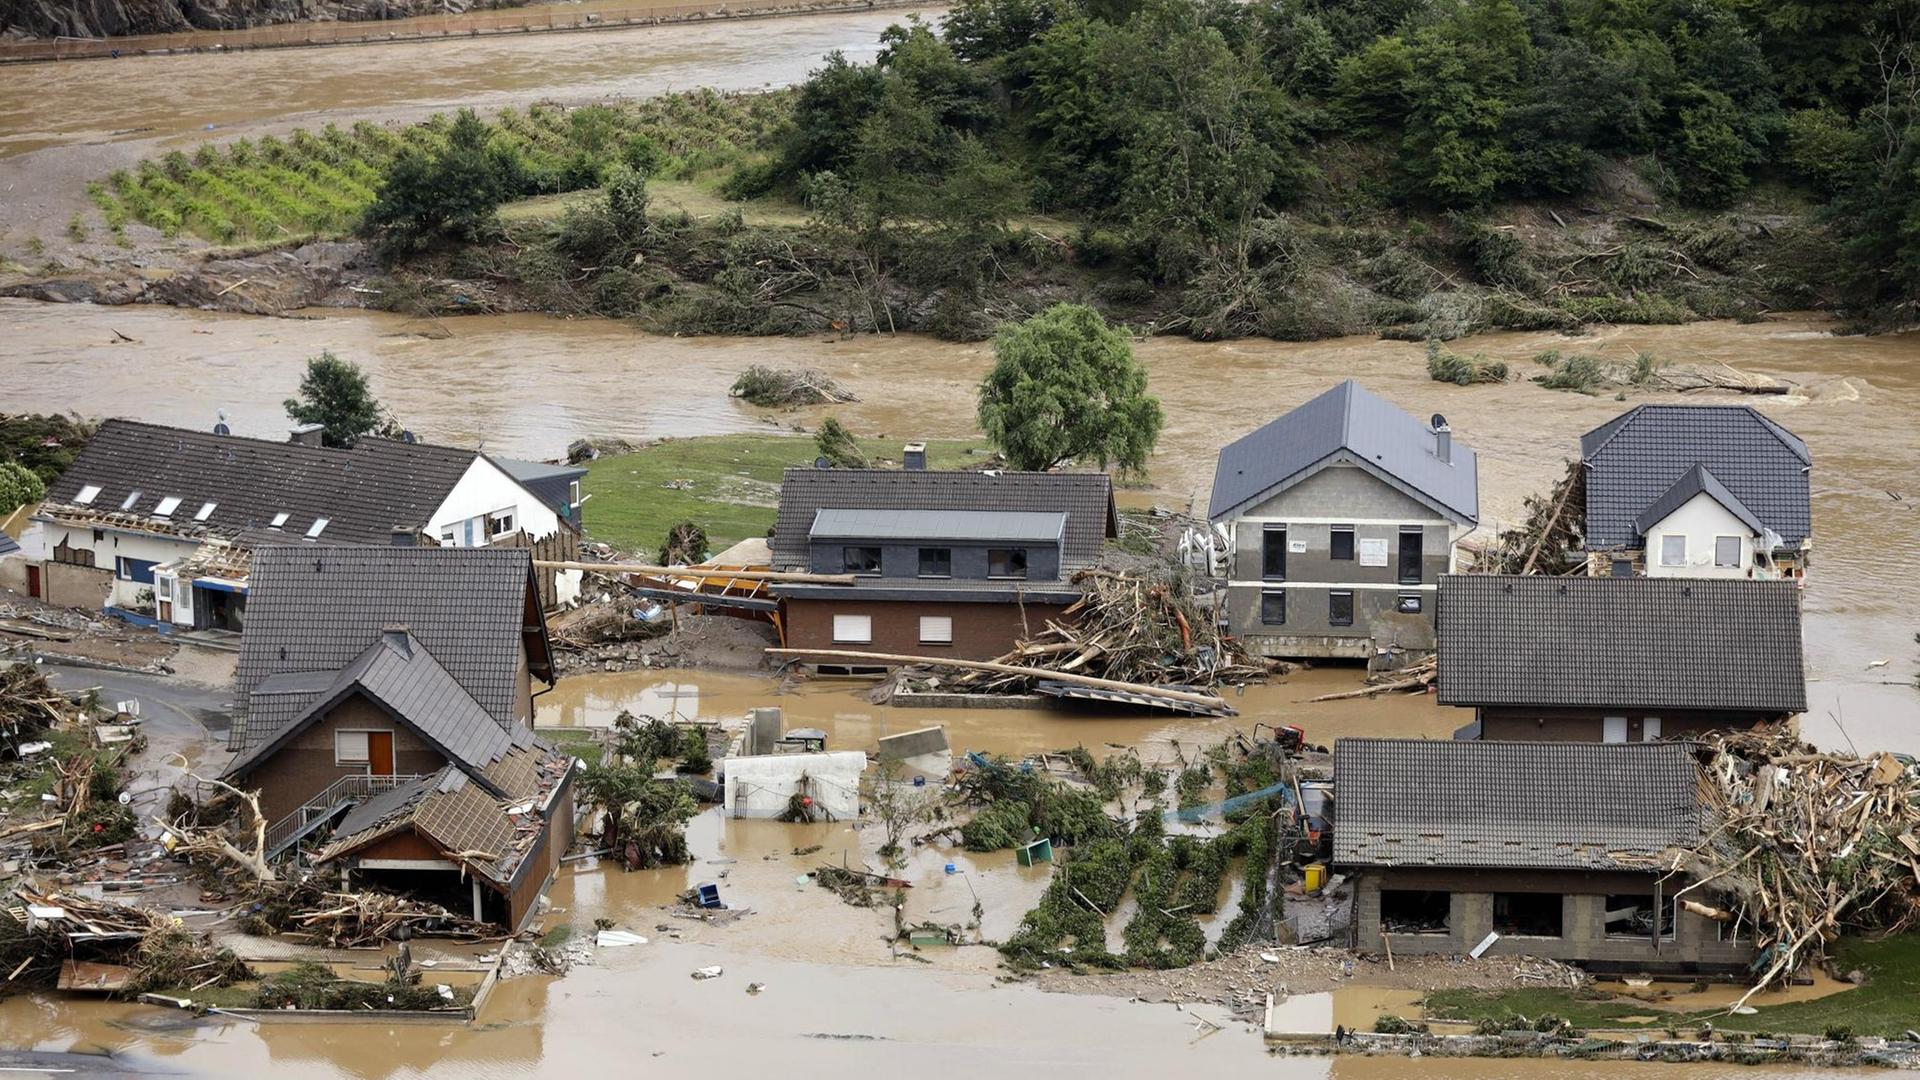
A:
[691, 966, 723, 980]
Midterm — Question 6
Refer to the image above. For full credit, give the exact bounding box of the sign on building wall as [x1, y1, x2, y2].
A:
[1358, 538, 1389, 567]
[1288, 539, 1308, 553]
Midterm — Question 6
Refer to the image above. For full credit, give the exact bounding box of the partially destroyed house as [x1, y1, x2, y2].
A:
[19, 418, 578, 629]
[768, 459, 1118, 662]
[1436, 574, 1805, 742]
[1335, 738, 1752, 974]
[1580, 404, 1812, 580]
[222, 546, 572, 929]
[1207, 380, 1478, 659]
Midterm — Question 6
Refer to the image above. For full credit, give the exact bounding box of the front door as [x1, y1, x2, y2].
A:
[366, 731, 395, 775]
[25, 565, 40, 599]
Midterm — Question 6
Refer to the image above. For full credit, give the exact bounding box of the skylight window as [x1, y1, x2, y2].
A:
[153, 496, 182, 517]
[305, 517, 329, 539]
[74, 485, 101, 505]
[119, 490, 142, 511]
[270, 512, 290, 529]
[194, 501, 217, 521]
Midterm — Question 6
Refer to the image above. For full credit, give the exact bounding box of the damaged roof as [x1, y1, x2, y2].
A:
[39, 419, 484, 547]
[232, 546, 553, 748]
[1208, 379, 1478, 524]
[772, 468, 1117, 569]
[1333, 738, 1706, 871]
[1436, 574, 1806, 713]
[1580, 405, 1811, 549]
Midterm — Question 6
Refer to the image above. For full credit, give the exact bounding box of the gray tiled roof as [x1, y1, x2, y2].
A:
[497, 457, 586, 522]
[773, 469, 1117, 568]
[1580, 405, 1811, 549]
[1332, 738, 1705, 870]
[0, 534, 19, 557]
[232, 546, 547, 748]
[809, 508, 1067, 543]
[41, 419, 480, 547]
[1436, 575, 1806, 712]
[1632, 464, 1766, 537]
[1208, 380, 1478, 523]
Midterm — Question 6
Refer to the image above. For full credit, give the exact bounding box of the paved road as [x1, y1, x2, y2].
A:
[34, 659, 233, 819]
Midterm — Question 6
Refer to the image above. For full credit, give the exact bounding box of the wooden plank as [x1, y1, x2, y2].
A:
[764, 647, 1231, 710]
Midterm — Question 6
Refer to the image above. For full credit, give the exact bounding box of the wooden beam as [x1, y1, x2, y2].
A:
[763, 647, 1231, 710]
[534, 560, 855, 584]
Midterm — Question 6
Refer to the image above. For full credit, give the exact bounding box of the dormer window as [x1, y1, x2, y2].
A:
[74, 485, 101, 505]
[270, 512, 290, 529]
[195, 501, 217, 521]
[306, 517, 329, 539]
[120, 490, 142, 511]
[154, 496, 182, 517]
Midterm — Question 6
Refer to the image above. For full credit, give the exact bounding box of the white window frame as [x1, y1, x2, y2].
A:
[305, 517, 329, 539]
[269, 512, 290, 529]
[486, 507, 517, 540]
[334, 730, 372, 766]
[119, 490, 142, 511]
[153, 496, 182, 517]
[73, 485, 101, 505]
[194, 501, 218, 521]
[568, 480, 582, 508]
[1602, 716, 1629, 743]
[918, 615, 954, 645]
[440, 527, 458, 547]
[832, 614, 873, 644]
[1659, 535, 1687, 567]
[1713, 535, 1741, 568]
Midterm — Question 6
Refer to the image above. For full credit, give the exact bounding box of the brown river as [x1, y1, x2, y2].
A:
[1, 14, 1918, 1076]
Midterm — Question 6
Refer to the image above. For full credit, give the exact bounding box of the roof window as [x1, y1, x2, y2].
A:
[270, 512, 290, 529]
[119, 490, 142, 511]
[305, 517, 329, 539]
[194, 501, 217, 521]
[74, 485, 101, 505]
[154, 496, 182, 517]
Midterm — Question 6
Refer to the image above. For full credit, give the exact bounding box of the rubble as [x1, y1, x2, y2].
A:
[0, 885, 251, 998]
[728, 366, 857, 408]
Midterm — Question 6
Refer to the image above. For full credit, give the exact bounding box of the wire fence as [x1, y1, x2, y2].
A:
[0, 0, 909, 64]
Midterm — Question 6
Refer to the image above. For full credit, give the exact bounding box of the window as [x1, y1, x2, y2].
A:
[1398, 527, 1425, 584]
[440, 528, 457, 546]
[1642, 716, 1662, 741]
[1261, 526, 1287, 580]
[119, 490, 142, 511]
[1330, 526, 1355, 561]
[842, 546, 883, 575]
[270, 512, 290, 529]
[988, 548, 1028, 579]
[918, 548, 952, 578]
[1605, 895, 1674, 940]
[1602, 716, 1629, 743]
[115, 557, 156, 584]
[1260, 590, 1287, 625]
[334, 730, 370, 765]
[1396, 593, 1423, 615]
[1492, 892, 1563, 937]
[194, 501, 217, 521]
[153, 496, 182, 517]
[73, 485, 101, 505]
[1328, 590, 1354, 627]
[919, 616, 953, 644]
[1714, 535, 1741, 568]
[1380, 890, 1450, 934]
[305, 517, 329, 539]
[1660, 534, 1687, 567]
[568, 480, 582, 508]
[832, 614, 872, 644]
[486, 507, 517, 539]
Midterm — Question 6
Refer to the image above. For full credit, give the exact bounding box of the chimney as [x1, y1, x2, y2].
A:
[1432, 420, 1452, 465]
[902, 442, 927, 471]
[390, 526, 417, 547]
[289, 422, 324, 448]
[381, 624, 411, 657]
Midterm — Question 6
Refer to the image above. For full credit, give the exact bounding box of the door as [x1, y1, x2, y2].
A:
[366, 731, 396, 775]
[25, 565, 40, 599]
[1398, 528, 1425, 585]
[1602, 716, 1629, 743]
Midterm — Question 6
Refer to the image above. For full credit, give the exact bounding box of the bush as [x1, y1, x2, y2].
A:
[1374, 1014, 1429, 1035]
[1425, 340, 1509, 385]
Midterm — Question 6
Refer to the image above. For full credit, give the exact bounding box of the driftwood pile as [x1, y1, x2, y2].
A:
[0, 662, 75, 749]
[950, 570, 1274, 693]
[1308, 657, 1436, 702]
[242, 878, 500, 947]
[1471, 459, 1587, 576]
[729, 365, 857, 408]
[1, 885, 251, 996]
[1663, 729, 1920, 1004]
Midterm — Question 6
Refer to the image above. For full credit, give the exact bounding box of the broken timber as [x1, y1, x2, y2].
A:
[764, 647, 1234, 713]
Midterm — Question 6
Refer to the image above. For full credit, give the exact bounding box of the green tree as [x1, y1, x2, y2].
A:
[0, 461, 46, 515]
[283, 352, 395, 449]
[360, 108, 521, 255]
[977, 303, 1162, 472]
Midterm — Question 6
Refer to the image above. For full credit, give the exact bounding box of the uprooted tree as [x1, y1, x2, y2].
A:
[577, 713, 699, 869]
[156, 756, 275, 881]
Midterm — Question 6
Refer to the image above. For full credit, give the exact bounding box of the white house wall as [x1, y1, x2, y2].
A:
[1644, 492, 1755, 579]
[27, 522, 199, 608]
[722, 751, 866, 820]
[427, 458, 562, 546]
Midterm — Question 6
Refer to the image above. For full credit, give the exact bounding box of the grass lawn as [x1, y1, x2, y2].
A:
[580, 434, 994, 558]
[542, 728, 604, 767]
[1422, 933, 1920, 1039]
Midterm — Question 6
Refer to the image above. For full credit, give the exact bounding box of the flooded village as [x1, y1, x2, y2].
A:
[3, 2, 1920, 1078]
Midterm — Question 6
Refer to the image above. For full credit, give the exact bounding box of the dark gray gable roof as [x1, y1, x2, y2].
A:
[41, 419, 479, 546]
[0, 533, 19, 557]
[1580, 405, 1811, 548]
[809, 508, 1067, 543]
[1436, 574, 1806, 712]
[1207, 380, 1478, 523]
[772, 469, 1117, 568]
[1632, 464, 1766, 537]
[497, 457, 586, 521]
[1333, 738, 1704, 870]
[232, 546, 543, 748]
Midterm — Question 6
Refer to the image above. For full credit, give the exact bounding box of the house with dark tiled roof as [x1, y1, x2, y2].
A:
[1334, 737, 1752, 973]
[1206, 380, 1479, 660]
[1579, 404, 1812, 581]
[1437, 574, 1805, 742]
[767, 453, 1117, 662]
[222, 546, 572, 929]
[19, 419, 578, 631]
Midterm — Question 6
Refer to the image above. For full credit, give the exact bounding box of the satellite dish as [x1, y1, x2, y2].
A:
[213, 408, 230, 436]
[401, 430, 417, 444]
[814, 456, 831, 469]
[1430, 412, 1449, 431]
[213, 422, 231, 436]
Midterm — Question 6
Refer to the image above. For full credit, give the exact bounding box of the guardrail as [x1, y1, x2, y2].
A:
[262, 772, 423, 857]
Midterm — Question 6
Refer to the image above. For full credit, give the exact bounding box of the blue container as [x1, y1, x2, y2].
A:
[695, 882, 723, 909]
[944, 863, 957, 875]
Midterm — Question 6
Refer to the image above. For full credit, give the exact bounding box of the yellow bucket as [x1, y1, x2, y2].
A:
[1303, 863, 1327, 893]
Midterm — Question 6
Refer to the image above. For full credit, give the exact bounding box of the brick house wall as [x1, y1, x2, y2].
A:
[237, 694, 447, 823]
[1477, 706, 1783, 743]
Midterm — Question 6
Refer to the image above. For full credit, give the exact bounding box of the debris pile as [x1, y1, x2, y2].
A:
[1470, 459, 1586, 576]
[1530, 349, 1788, 396]
[1426, 341, 1510, 385]
[0, 663, 70, 749]
[240, 878, 501, 946]
[254, 958, 469, 1011]
[0, 886, 251, 997]
[1666, 729, 1920, 1003]
[729, 366, 857, 408]
[1308, 657, 1436, 701]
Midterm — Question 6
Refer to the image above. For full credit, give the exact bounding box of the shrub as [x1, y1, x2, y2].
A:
[1425, 340, 1509, 385]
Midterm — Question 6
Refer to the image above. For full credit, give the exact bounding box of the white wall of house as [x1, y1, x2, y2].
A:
[1644, 492, 1755, 579]
[426, 458, 563, 547]
[25, 522, 199, 609]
